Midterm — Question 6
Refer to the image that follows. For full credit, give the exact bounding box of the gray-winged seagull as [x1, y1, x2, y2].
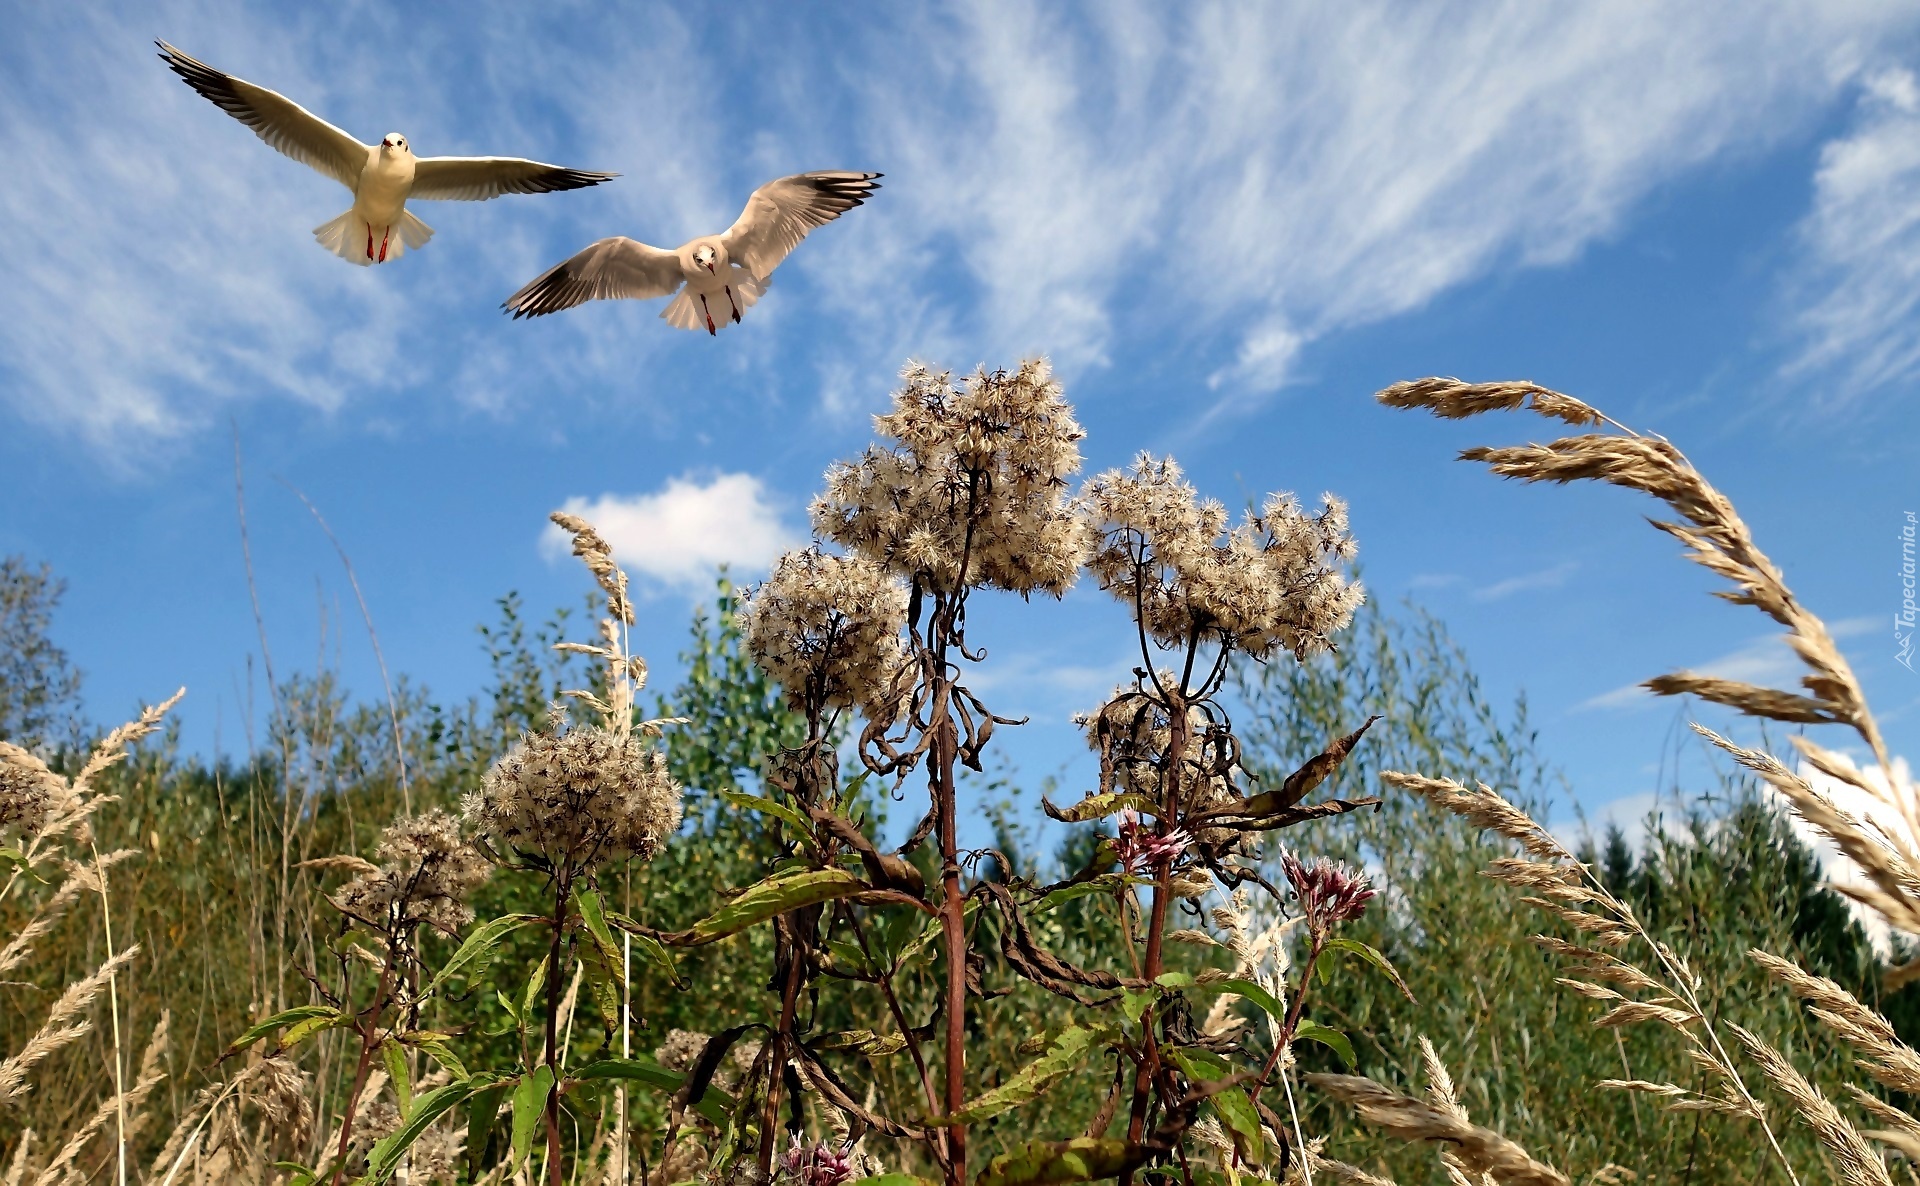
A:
[502, 172, 881, 333]
[157, 41, 617, 266]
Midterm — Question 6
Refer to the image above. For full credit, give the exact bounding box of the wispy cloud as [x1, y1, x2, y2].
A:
[1473, 561, 1576, 602]
[1782, 67, 1920, 402]
[851, 1, 1918, 415]
[543, 472, 799, 593]
[1580, 616, 1881, 711]
[7, 1, 1918, 456]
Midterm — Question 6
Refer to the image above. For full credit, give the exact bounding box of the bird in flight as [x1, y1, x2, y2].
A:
[157, 41, 617, 266]
[502, 171, 881, 333]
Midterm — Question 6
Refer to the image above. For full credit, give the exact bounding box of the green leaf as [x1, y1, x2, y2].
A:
[604, 911, 683, 987]
[466, 1080, 511, 1182]
[400, 1031, 469, 1080]
[898, 898, 979, 964]
[1032, 874, 1128, 915]
[1323, 937, 1415, 1002]
[936, 1025, 1109, 1126]
[1040, 792, 1151, 824]
[571, 1058, 736, 1126]
[1166, 1047, 1233, 1083]
[1212, 977, 1287, 1024]
[521, 954, 550, 1021]
[280, 1010, 351, 1050]
[1120, 989, 1154, 1026]
[381, 1041, 413, 1120]
[1153, 971, 1196, 989]
[976, 1137, 1133, 1186]
[510, 1065, 555, 1168]
[848, 1176, 941, 1186]
[222, 1005, 340, 1058]
[1209, 1087, 1266, 1164]
[271, 1162, 316, 1186]
[721, 788, 816, 842]
[421, 913, 543, 1002]
[356, 1077, 488, 1184]
[676, 868, 872, 946]
[1292, 1020, 1355, 1069]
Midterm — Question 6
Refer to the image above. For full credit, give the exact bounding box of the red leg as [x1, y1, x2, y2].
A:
[377, 227, 390, 263]
[725, 286, 742, 323]
[700, 294, 716, 335]
[365, 225, 374, 260]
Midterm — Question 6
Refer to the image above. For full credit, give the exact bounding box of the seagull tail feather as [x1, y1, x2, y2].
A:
[311, 209, 434, 266]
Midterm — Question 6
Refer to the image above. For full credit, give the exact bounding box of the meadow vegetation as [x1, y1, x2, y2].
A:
[0, 364, 1913, 1186]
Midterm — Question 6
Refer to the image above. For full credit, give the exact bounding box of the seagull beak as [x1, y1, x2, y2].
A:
[704, 261, 715, 273]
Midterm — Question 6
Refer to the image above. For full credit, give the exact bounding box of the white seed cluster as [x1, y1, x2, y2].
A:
[330, 809, 490, 937]
[738, 548, 909, 717]
[467, 725, 684, 867]
[1080, 454, 1363, 660]
[812, 359, 1090, 597]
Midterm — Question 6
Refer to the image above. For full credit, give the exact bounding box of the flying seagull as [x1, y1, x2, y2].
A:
[502, 171, 881, 333]
[157, 41, 617, 266]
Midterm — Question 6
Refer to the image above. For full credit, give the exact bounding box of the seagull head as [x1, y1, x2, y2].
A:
[380, 133, 410, 154]
[692, 244, 718, 273]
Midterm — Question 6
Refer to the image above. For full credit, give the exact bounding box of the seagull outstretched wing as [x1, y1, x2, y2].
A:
[720, 171, 881, 279]
[156, 41, 366, 190]
[412, 157, 619, 201]
[504, 237, 683, 318]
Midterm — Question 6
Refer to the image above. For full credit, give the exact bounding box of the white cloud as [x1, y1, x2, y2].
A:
[848, 1, 1915, 413]
[1783, 750, 1920, 956]
[9, 2, 1919, 453]
[1579, 617, 1880, 711]
[1783, 67, 1920, 401]
[1472, 560, 1577, 602]
[543, 473, 799, 592]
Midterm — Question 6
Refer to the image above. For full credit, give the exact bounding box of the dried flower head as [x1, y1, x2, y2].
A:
[812, 358, 1090, 598]
[0, 760, 56, 838]
[329, 809, 490, 937]
[549, 511, 633, 626]
[467, 723, 684, 869]
[243, 1054, 314, 1144]
[782, 1140, 854, 1186]
[1281, 850, 1377, 941]
[1080, 454, 1362, 661]
[740, 548, 909, 717]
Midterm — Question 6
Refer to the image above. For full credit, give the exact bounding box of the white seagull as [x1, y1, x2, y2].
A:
[502, 171, 881, 333]
[157, 41, 617, 266]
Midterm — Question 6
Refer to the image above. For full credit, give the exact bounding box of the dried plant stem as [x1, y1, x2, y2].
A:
[88, 836, 128, 1186]
[281, 480, 411, 812]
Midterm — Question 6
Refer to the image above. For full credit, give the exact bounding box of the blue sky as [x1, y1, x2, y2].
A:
[2, 1, 1918, 845]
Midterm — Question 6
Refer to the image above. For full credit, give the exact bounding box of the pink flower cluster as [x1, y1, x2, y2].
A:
[782, 1141, 854, 1186]
[1280, 850, 1377, 940]
[1113, 809, 1192, 875]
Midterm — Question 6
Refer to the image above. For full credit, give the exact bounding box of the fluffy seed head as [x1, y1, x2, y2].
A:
[811, 358, 1090, 598]
[330, 809, 490, 937]
[740, 548, 909, 717]
[468, 724, 684, 868]
[1080, 454, 1362, 661]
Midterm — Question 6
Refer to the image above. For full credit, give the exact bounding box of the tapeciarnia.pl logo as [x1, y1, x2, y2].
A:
[1900, 510, 1916, 671]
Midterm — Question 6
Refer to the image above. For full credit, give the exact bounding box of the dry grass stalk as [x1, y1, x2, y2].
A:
[1749, 949, 1920, 1095]
[0, 945, 139, 1101]
[1383, 769, 1800, 1171]
[31, 1013, 169, 1186]
[1731, 1024, 1893, 1186]
[1376, 377, 1889, 778]
[1308, 1153, 1400, 1186]
[1307, 1071, 1568, 1185]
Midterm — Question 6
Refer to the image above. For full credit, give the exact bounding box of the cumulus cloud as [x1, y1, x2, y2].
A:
[1783, 67, 1920, 401]
[543, 472, 799, 592]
